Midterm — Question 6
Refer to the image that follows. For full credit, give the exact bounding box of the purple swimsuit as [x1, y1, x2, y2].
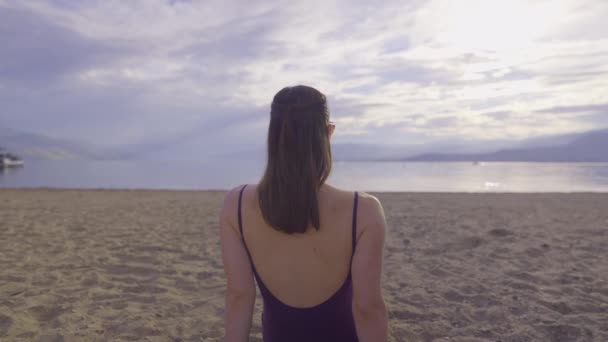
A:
[238, 185, 359, 341]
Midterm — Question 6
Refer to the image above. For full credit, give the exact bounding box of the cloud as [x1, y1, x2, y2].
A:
[172, 10, 284, 64]
[0, 0, 607, 155]
[0, 6, 134, 86]
[536, 103, 608, 114]
[584, 111, 608, 128]
[483, 111, 512, 121]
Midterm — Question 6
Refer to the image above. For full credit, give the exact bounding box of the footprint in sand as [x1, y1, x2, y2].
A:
[113, 254, 162, 265]
[119, 285, 168, 294]
[28, 305, 67, 323]
[389, 309, 438, 322]
[443, 290, 466, 303]
[468, 294, 500, 308]
[103, 264, 159, 277]
[536, 300, 574, 315]
[540, 324, 581, 341]
[35, 333, 65, 342]
[488, 228, 513, 237]
[0, 314, 13, 336]
[123, 294, 157, 304]
[506, 280, 538, 292]
[424, 236, 484, 255]
[174, 277, 199, 292]
[524, 247, 544, 258]
[80, 272, 99, 287]
[505, 271, 543, 285]
[459, 236, 484, 249]
[428, 267, 450, 278]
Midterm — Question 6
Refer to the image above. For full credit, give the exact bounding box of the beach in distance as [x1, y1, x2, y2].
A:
[0, 189, 607, 341]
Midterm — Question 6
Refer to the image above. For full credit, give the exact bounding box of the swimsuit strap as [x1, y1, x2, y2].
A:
[237, 184, 249, 246]
[351, 191, 359, 262]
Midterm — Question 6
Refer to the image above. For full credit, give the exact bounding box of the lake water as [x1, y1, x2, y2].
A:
[1, 160, 608, 192]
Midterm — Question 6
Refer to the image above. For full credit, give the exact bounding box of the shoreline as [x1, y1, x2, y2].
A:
[2, 187, 608, 194]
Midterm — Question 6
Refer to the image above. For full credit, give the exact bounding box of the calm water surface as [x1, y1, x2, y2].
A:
[1, 160, 608, 192]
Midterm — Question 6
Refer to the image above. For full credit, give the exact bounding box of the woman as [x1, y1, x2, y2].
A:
[219, 85, 388, 341]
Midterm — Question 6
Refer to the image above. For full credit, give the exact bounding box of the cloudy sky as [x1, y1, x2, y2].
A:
[1, 0, 607, 154]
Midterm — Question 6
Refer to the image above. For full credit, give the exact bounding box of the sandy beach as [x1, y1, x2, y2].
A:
[0, 189, 607, 341]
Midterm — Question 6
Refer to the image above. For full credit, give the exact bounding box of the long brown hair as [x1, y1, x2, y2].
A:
[257, 85, 333, 234]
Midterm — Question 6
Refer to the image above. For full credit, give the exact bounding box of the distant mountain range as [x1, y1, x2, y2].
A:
[2, 123, 607, 162]
[0, 125, 126, 160]
[406, 129, 608, 162]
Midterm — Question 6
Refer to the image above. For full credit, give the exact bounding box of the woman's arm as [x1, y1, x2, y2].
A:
[219, 187, 256, 342]
[351, 193, 389, 341]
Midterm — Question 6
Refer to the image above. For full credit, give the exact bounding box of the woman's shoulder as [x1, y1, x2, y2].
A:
[351, 190, 385, 234]
[322, 185, 383, 219]
[325, 184, 380, 205]
[219, 184, 253, 224]
[356, 191, 381, 206]
[224, 183, 255, 202]
[323, 185, 386, 240]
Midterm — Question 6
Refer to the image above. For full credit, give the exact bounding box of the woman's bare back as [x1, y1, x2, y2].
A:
[238, 183, 359, 308]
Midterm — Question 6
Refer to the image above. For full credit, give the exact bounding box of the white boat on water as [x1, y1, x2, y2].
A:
[0, 151, 24, 168]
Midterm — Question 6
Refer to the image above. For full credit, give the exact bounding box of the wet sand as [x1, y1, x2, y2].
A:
[0, 189, 607, 341]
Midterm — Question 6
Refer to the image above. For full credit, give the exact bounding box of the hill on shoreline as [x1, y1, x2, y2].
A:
[0, 125, 126, 160]
[406, 129, 608, 162]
